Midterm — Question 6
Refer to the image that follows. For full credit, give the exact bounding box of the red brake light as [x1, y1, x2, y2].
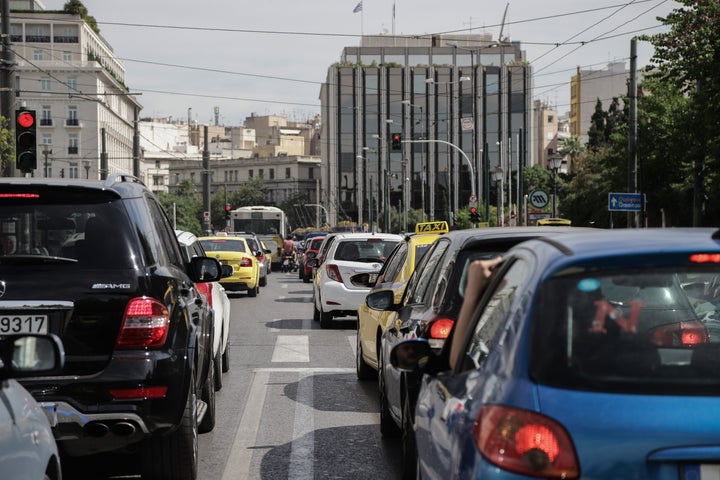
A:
[429, 318, 454, 339]
[0, 193, 40, 199]
[109, 386, 168, 400]
[689, 253, 720, 263]
[116, 297, 170, 348]
[475, 405, 579, 479]
[326, 264, 343, 282]
[650, 320, 708, 346]
[240, 257, 253, 267]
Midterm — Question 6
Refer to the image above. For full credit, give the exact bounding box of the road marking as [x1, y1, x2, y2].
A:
[269, 317, 281, 333]
[221, 370, 269, 480]
[271, 335, 310, 363]
[348, 335, 356, 358]
[288, 372, 314, 480]
[255, 367, 354, 373]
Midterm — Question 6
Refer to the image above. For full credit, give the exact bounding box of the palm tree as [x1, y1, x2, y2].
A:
[558, 135, 586, 172]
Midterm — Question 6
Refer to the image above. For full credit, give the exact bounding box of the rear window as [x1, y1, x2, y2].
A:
[200, 239, 247, 253]
[0, 193, 135, 269]
[334, 239, 399, 262]
[530, 268, 720, 394]
[413, 244, 432, 268]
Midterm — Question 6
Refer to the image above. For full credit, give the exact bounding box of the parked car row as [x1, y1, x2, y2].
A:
[0, 176, 232, 479]
[361, 226, 720, 479]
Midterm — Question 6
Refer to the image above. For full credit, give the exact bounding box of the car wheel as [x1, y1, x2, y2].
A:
[247, 284, 258, 297]
[379, 348, 401, 437]
[222, 342, 230, 373]
[319, 309, 333, 329]
[199, 358, 216, 433]
[303, 274, 310, 283]
[141, 368, 198, 480]
[401, 388, 418, 480]
[213, 349, 223, 391]
[356, 326, 375, 380]
[260, 275, 267, 287]
[313, 303, 320, 322]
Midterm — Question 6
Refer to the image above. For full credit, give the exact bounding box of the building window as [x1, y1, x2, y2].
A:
[41, 78, 51, 91]
[33, 50, 43, 61]
[259, 169, 264, 178]
[547, 115, 554, 124]
[41, 133, 52, 145]
[69, 166, 79, 179]
[153, 175, 164, 186]
[66, 106, 78, 126]
[175, 173, 180, 184]
[269, 168, 275, 180]
[68, 134, 78, 155]
[249, 169, 253, 178]
[285, 168, 291, 179]
[67, 78, 77, 91]
[41, 106, 52, 126]
[63, 51, 72, 62]
[190, 172, 196, 183]
[309, 167, 314, 179]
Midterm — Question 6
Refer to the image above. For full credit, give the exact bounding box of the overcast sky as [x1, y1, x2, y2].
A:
[41, 0, 679, 126]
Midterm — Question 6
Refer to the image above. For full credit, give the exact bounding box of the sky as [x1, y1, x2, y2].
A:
[41, 0, 680, 126]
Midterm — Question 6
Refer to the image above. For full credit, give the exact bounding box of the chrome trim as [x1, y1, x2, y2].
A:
[40, 401, 150, 434]
[0, 300, 74, 309]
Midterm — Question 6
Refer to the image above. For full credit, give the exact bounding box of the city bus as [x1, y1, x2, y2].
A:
[229, 206, 290, 270]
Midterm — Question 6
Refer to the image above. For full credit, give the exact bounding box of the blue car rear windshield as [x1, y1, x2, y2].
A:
[530, 268, 720, 395]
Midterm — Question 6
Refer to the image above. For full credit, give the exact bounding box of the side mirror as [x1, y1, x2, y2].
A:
[254, 250, 263, 258]
[189, 257, 223, 283]
[390, 339, 431, 372]
[0, 334, 65, 379]
[263, 248, 272, 255]
[365, 289, 396, 311]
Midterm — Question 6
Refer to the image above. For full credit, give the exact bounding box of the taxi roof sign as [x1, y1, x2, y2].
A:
[415, 221, 449, 235]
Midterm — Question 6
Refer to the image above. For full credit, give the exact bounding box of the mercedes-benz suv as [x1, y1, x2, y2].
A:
[0, 175, 221, 480]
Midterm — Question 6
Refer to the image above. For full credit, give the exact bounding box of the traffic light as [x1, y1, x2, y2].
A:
[469, 206, 480, 223]
[391, 133, 402, 150]
[225, 203, 231, 220]
[15, 109, 37, 173]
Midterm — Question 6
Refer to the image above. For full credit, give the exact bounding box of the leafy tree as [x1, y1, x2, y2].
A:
[63, 0, 100, 35]
[0, 117, 15, 177]
[558, 135, 586, 165]
[587, 99, 607, 151]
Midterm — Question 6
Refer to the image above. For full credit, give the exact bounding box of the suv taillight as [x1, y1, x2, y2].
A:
[116, 297, 170, 348]
[426, 317, 454, 349]
[475, 405, 579, 479]
[196, 282, 213, 308]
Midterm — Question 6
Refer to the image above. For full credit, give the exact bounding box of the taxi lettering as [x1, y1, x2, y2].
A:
[415, 221, 449, 235]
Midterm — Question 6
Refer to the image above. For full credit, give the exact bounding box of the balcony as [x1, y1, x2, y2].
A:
[53, 36, 79, 43]
[25, 35, 51, 43]
[65, 118, 79, 127]
[39, 118, 53, 127]
[67, 146, 78, 155]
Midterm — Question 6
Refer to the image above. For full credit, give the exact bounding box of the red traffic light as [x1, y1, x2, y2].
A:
[470, 207, 477, 214]
[225, 204, 231, 211]
[17, 111, 35, 128]
[392, 134, 400, 141]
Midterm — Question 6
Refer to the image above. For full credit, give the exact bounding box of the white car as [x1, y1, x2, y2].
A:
[311, 232, 402, 328]
[176, 230, 232, 389]
[0, 334, 65, 480]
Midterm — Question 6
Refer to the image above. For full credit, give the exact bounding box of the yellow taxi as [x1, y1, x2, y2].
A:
[355, 221, 448, 379]
[199, 235, 261, 297]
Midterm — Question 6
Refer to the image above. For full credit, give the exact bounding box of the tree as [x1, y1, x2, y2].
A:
[587, 99, 607, 151]
[558, 135, 586, 169]
[63, 0, 100, 35]
[0, 117, 15, 177]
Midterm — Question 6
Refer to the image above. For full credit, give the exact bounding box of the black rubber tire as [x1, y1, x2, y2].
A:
[222, 342, 230, 373]
[313, 303, 320, 322]
[140, 370, 198, 480]
[401, 389, 418, 480]
[379, 349, 401, 437]
[303, 275, 310, 283]
[213, 350, 223, 391]
[260, 275, 267, 287]
[247, 284, 258, 297]
[356, 327, 375, 380]
[319, 310, 333, 329]
[199, 358, 216, 433]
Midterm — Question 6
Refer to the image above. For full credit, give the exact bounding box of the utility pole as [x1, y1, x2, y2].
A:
[100, 128, 108, 180]
[202, 125, 211, 235]
[628, 37, 639, 228]
[133, 106, 140, 177]
[1, 0, 16, 176]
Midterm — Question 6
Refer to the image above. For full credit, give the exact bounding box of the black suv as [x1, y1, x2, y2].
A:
[0, 175, 221, 480]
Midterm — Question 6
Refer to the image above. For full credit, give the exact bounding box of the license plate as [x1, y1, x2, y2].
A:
[682, 464, 720, 480]
[0, 315, 49, 334]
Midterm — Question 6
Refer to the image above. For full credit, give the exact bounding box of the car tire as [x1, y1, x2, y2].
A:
[213, 350, 223, 391]
[222, 342, 230, 373]
[199, 358, 216, 433]
[401, 388, 418, 480]
[356, 327, 375, 380]
[141, 369, 198, 480]
[319, 309, 333, 329]
[313, 303, 320, 322]
[248, 284, 258, 297]
[303, 274, 310, 283]
[260, 275, 267, 287]
[379, 349, 401, 437]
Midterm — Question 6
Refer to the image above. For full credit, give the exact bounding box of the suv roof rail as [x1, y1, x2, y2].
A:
[105, 173, 145, 188]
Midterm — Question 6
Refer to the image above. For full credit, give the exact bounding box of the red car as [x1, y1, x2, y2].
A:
[301, 236, 326, 282]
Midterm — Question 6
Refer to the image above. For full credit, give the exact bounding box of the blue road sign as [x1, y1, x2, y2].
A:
[608, 192, 644, 212]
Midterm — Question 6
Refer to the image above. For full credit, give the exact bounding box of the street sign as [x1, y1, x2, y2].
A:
[468, 194, 477, 207]
[461, 117, 474, 131]
[528, 189, 549, 209]
[608, 192, 644, 212]
[203, 211, 210, 218]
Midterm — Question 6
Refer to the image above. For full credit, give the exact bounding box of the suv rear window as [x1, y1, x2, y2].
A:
[0, 195, 134, 269]
[530, 268, 720, 394]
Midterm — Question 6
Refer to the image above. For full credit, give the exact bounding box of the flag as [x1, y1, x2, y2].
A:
[353, 1, 362, 13]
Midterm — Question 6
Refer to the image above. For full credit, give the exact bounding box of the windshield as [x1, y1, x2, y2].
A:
[530, 268, 720, 394]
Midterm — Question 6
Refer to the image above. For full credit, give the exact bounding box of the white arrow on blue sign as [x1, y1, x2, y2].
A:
[608, 192, 644, 212]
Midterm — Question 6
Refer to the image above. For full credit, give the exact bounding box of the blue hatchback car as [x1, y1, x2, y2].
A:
[393, 228, 720, 479]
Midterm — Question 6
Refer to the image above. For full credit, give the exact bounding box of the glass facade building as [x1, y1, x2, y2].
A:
[320, 35, 531, 229]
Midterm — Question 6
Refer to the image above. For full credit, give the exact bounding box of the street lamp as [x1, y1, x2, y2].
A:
[401, 100, 424, 223]
[548, 155, 564, 218]
[82, 160, 90, 179]
[491, 166, 504, 227]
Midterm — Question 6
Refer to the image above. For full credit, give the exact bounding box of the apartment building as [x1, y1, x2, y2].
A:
[9, 3, 141, 178]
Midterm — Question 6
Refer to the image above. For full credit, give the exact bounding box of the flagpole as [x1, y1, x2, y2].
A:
[361, 3, 364, 39]
[392, 0, 396, 36]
